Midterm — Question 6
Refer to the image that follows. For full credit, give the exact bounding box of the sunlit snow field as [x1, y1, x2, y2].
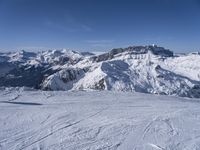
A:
[0, 90, 200, 150]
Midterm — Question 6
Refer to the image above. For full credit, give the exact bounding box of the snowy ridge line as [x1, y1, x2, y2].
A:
[0, 45, 200, 98]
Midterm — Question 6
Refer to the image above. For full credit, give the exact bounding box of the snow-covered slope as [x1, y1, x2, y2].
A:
[0, 45, 200, 98]
[1, 90, 200, 150]
[162, 53, 200, 81]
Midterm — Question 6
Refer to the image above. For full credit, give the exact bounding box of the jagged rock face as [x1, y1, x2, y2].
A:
[92, 45, 173, 62]
[94, 79, 106, 90]
[41, 68, 85, 90]
[0, 46, 200, 98]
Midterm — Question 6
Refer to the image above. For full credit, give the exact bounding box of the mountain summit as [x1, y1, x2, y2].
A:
[0, 45, 200, 98]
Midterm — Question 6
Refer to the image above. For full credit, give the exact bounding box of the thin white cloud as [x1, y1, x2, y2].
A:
[85, 40, 114, 44]
[85, 40, 115, 48]
[17, 46, 50, 51]
[45, 18, 92, 32]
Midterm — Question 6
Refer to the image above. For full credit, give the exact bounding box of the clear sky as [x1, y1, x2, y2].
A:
[0, 0, 200, 52]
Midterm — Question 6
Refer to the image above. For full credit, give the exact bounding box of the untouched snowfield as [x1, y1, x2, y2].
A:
[1, 90, 200, 150]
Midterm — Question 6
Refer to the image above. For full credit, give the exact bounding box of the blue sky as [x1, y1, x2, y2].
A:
[0, 0, 200, 52]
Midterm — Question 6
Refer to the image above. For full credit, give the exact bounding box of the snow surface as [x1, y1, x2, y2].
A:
[162, 54, 200, 81]
[1, 89, 200, 150]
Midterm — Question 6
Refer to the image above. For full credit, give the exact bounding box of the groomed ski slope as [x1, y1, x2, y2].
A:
[0, 90, 200, 150]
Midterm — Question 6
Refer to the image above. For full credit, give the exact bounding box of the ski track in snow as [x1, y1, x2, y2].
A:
[0, 90, 200, 150]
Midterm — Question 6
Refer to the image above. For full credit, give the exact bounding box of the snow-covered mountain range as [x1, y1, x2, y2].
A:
[0, 45, 200, 98]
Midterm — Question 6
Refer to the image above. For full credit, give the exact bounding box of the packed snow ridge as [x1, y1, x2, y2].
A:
[0, 45, 200, 98]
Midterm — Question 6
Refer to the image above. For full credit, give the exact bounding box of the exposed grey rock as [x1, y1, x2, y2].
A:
[92, 45, 173, 62]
